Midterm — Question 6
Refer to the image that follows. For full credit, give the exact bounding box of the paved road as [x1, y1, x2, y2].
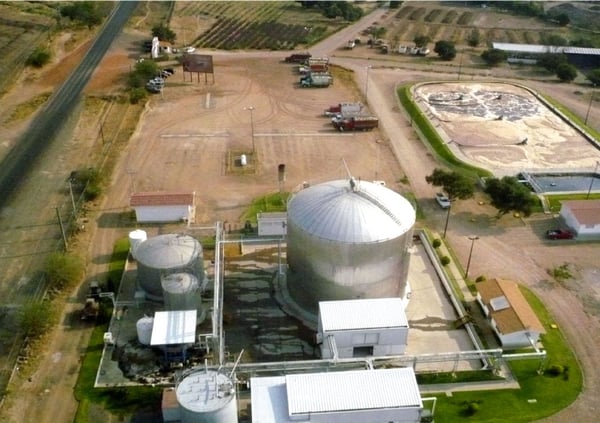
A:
[0, 0, 139, 207]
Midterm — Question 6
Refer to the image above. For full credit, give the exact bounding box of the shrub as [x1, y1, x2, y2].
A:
[475, 275, 486, 282]
[556, 63, 577, 82]
[547, 364, 564, 376]
[432, 238, 442, 248]
[465, 402, 480, 416]
[26, 47, 51, 68]
[129, 87, 147, 105]
[440, 256, 451, 266]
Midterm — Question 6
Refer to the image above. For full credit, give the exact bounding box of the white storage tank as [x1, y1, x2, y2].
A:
[135, 234, 204, 301]
[161, 273, 202, 313]
[129, 229, 147, 259]
[176, 370, 238, 423]
[136, 316, 154, 346]
[287, 178, 416, 312]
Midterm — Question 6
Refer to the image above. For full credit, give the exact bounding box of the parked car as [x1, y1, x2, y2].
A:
[163, 67, 175, 75]
[435, 193, 451, 209]
[546, 229, 574, 240]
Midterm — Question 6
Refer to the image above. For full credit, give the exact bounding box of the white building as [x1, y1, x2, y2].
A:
[559, 200, 600, 239]
[250, 367, 423, 423]
[130, 191, 195, 223]
[476, 278, 545, 349]
[318, 298, 409, 359]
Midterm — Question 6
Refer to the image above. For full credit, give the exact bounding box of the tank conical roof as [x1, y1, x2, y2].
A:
[288, 179, 415, 243]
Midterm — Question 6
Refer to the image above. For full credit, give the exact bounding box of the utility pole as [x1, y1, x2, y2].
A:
[56, 207, 68, 250]
[465, 236, 479, 279]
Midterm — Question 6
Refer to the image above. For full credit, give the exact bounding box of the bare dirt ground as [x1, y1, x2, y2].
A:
[1, 6, 600, 423]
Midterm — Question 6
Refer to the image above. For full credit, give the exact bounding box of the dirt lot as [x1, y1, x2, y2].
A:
[1, 5, 600, 423]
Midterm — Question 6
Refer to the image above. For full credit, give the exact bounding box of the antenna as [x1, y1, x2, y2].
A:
[341, 158, 352, 179]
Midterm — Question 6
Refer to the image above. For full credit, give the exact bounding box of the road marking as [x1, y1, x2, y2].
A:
[160, 133, 230, 138]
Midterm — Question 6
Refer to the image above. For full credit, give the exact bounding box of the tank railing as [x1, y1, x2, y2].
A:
[354, 188, 405, 228]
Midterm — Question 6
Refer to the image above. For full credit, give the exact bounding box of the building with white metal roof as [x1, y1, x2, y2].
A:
[318, 298, 409, 358]
[151, 310, 197, 346]
[250, 367, 423, 423]
[492, 42, 600, 67]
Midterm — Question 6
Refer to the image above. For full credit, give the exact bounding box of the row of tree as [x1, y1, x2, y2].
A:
[426, 168, 537, 218]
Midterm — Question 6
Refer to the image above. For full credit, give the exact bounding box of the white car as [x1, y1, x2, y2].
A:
[435, 192, 451, 209]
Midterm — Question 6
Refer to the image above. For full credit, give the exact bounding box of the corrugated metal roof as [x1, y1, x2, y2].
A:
[150, 310, 197, 345]
[286, 368, 421, 415]
[135, 234, 201, 268]
[288, 179, 415, 243]
[130, 191, 195, 207]
[492, 42, 600, 56]
[562, 200, 600, 225]
[319, 298, 408, 331]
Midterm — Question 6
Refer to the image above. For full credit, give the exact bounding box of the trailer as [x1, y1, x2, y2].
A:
[300, 74, 332, 88]
[332, 116, 379, 131]
[308, 57, 329, 66]
[324, 102, 364, 117]
[284, 52, 311, 63]
[81, 298, 99, 321]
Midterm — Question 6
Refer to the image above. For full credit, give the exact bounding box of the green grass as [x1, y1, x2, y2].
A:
[429, 285, 582, 422]
[242, 191, 290, 223]
[546, 192, 600, 213]
[106, 237, 129, 292]
[540, 93, 600, 146]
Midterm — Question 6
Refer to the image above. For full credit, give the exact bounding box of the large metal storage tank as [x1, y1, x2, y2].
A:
[176, 370, 238, 423]
[287, 178, 416, 312]
[161, 273, 202, 313]
[135, 234, 203, 301]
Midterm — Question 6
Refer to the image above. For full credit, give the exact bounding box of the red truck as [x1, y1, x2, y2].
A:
[332, 116, 379, 131]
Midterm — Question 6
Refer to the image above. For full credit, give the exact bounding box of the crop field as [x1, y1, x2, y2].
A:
[171, 1, 377, 50]
[384, 3, 573, 48]
[0, 3, 57, 94]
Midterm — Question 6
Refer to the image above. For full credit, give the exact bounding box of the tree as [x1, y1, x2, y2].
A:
[46, 252, 85, 291]
[425, 168, 475, 201]
[484, 176, 538, 217]
[481, 48, 507, 67]
[537, 53, 567, 73]
[152, 24, 176, 44]
[587, 69, 600, 86]
[434, 40, 456, 61]
[556, 62, 577, 82]
[413, 35, 431, 48]
[389, 1, 401, 9]
[540, 33, 568, 46]
[18, 301, 55, 338]
[60, 1, 102, 28]
[466, 28, 480, 47]
[556, 13, 570, 27]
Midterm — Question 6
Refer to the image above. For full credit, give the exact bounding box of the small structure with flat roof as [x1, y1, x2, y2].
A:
[151, 310, 197, 362]
[250, 367, 423, 423]
[318, 298, 409, 359]
[130, 191, 195, 223]
[257, 212, 287, 236]
[476, 278, 545, 349]
[559, 200, 600, 239]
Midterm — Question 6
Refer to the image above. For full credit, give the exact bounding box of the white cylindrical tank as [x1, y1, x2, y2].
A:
[129, 229, 147, 259]
[287, 178, 416, 312]
[176, 370, 238, 423]
[135, 234, 204, 301]
[136, 316, 154, 346]
[161, 273, 202, 313]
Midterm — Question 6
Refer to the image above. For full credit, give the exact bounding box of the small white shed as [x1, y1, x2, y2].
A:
[130, 191, 195, 223]
[318, 298, 409, 359]
[250, 367, 423, 423]
[559, 200, 600, 239]
[476, 278, 545, 349]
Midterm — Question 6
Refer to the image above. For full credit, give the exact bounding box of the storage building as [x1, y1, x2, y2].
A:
[130, 191, 195, 223]
[318, 298, 408, 359]
[559, 200, 600, 239]
[250, 367, 423, 423]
